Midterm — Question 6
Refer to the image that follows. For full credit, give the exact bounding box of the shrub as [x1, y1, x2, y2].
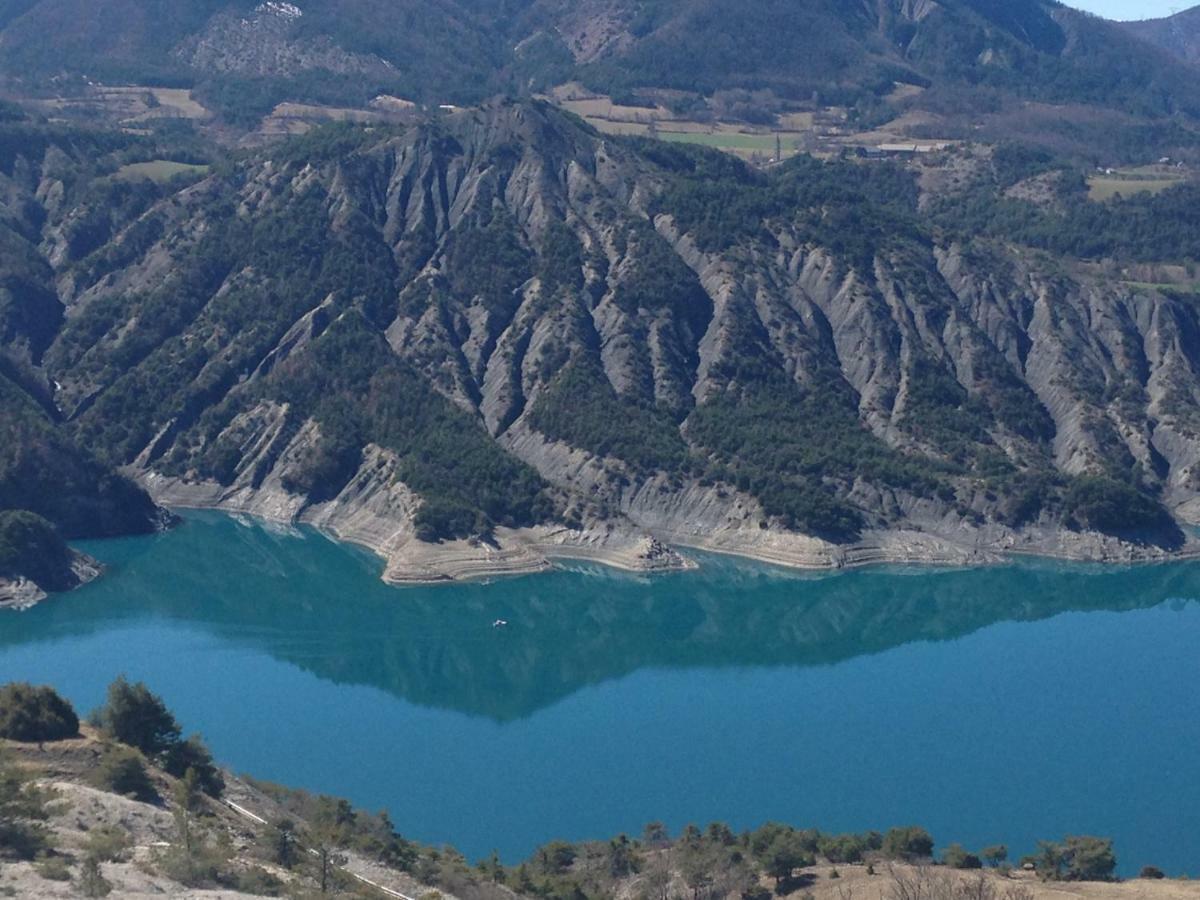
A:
[233, 866, 285, 895]
[0, 683, 80, 743]
[90, 746, 157, 802]
[944, 844, 983, 869]
[35, 853, 72, 881]
[1140, 866, 1166, 880]
[77, 856, 112, 898]
[83, 825, 133, 863]
[153, 837, 232, 889]
[0, 749, 54, 860]
[164, 735, 225, 798]
[982, 845, 1009, 868]
[821, 833, 868, 864]
[882, 826, 935, 861]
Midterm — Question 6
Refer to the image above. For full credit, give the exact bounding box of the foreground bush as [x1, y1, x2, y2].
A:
[883, 825, 935, 860]
[1036, 836, 1117, 881]
[90, 746, 157, 802]
[0, 682, 79, 743]
[944, 843, 983, 869]
[94, 677, 223, 797]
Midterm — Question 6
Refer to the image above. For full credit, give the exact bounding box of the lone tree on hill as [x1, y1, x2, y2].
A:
[751, 826, 815, 888]
[95, 676, 181, 758]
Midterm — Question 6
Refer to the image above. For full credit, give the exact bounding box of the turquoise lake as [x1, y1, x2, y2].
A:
[1, 511, 1198, 874]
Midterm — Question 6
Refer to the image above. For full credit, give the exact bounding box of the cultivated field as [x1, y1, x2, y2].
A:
[36, 85, 211, 126]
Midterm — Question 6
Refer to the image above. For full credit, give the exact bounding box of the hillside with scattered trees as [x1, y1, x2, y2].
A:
[0, 679, 1161, 899]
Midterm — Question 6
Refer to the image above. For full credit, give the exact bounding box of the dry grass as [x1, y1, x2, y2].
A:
[268, 102, 382, 123]
[97, 86, 210, 121]
[798, 864, 1200, 900]
[114, 160, 209, 183]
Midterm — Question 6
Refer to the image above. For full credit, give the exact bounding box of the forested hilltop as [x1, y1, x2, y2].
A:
[2, 99, 1200, 589]
[0, 679, 1174, 898]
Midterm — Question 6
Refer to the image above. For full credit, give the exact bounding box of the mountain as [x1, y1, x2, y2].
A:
[3, 102, 1200, 582]
[0, 366, 161, 603]
[0, 122, 167, 599]
[1, 0, 1198, 154]
[1122, 6, 1200, 67]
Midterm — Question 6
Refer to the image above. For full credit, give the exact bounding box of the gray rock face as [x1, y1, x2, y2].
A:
[174, 3, 393, 79]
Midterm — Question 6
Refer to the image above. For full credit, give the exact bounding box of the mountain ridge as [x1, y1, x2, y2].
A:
[3, 101, 1200, 589]
[1121, 5, 1200, 67]
[1, 0, 1199, 158]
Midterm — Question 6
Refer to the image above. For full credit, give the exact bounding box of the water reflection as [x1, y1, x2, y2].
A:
[4, 511, 1198, 722]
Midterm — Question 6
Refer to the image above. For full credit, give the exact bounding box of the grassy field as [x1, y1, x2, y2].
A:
[552, 88, 811, 161]
[1087, 166, 1188, 201]
[578, 115, 805, 159]
[656, 130, 792, 152]
[114, 160, 209, 183]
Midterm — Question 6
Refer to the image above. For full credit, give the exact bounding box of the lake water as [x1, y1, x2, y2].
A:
[1, 511, 1198, 874]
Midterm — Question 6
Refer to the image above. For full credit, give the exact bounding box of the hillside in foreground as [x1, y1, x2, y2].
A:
[1, 681, 1194, 899]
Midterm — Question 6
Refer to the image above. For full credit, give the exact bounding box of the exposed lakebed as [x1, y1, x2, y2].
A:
[1, 511, 1198, 873]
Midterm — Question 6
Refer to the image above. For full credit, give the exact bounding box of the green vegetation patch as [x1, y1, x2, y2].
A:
[645, 142, 922, 270]
[1087, 175, 1185, 203]
[0, 510, 74, 591]
[1062, 475, 1180, 546]
[528, 359, 692, 474]
[687, 377, 946, 542]
[933, 146, 1200, 263]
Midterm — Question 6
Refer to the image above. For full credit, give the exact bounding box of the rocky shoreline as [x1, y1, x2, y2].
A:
[140, 469, 1200, 585]
[0, 552, 103, 611]
[8, 469, 1200, 612]
[136, 469, 697, 585]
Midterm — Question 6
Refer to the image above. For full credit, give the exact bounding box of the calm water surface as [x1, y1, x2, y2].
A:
[1, 512, 1198, 873]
